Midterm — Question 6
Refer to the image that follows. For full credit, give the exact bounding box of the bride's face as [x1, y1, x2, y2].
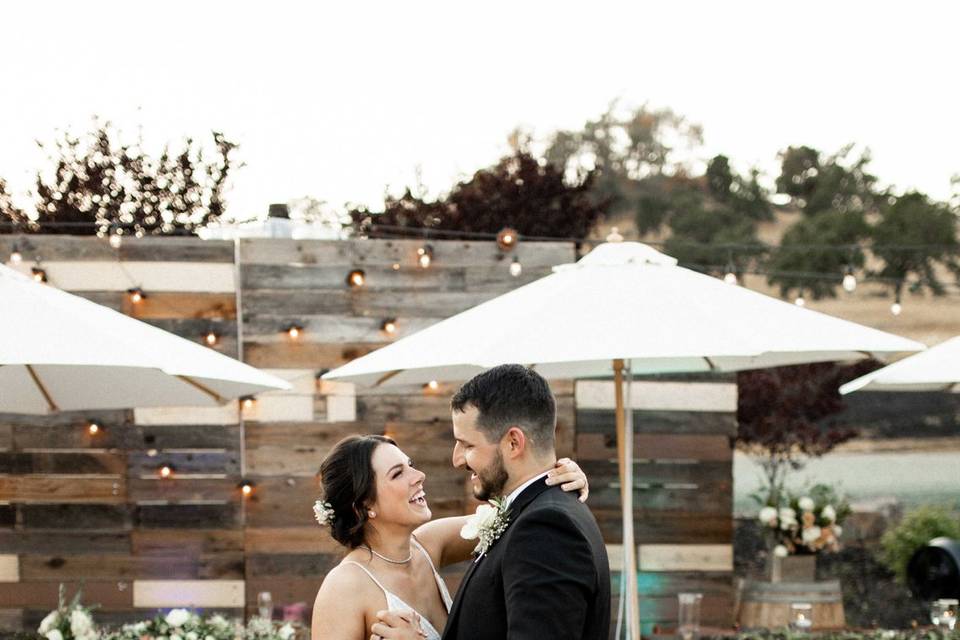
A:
[368, 442, 431, 528]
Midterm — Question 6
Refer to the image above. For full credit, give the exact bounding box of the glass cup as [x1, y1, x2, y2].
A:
[931, 599, 958, 630]
[677, 592, 703, 640]
[257, 591, 273, 620]
[790, 602, 813, 632]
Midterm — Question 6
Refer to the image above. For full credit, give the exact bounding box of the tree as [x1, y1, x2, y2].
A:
[0, 178, 30, 233]
[767, 145, 879, 299]
[736, 359, 881, 506]
[871, 190, 960, 297]
[348, 149, 608, 239]
[2, 120, 239, 236]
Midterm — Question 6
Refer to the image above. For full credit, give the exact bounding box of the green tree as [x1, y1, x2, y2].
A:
[880, 506, 960, 584]
[767, 145, 878, 299]
[871, 191, 960, 297]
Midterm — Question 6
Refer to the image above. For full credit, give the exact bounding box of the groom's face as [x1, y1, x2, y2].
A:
[452, 404, 510, 501]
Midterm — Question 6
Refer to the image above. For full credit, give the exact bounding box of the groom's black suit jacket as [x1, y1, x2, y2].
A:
[442, 477, 610, 640]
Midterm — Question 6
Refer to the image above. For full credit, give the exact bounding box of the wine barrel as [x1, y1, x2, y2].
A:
[737, 579, 845, 630]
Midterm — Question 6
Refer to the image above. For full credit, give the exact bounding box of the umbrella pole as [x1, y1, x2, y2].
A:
[614, 359, 640, 639]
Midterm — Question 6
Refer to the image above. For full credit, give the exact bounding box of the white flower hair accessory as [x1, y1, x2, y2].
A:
[460, 497, 510, 561]
[313, 500, 336, 526]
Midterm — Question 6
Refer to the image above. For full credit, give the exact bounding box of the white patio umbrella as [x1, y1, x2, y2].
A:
[840, 336, 960, 394]
[324, 241, 924, 639]
[0, 264, 290, 414]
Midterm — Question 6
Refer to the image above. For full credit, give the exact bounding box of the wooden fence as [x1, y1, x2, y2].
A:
[0, 236, 734, 635]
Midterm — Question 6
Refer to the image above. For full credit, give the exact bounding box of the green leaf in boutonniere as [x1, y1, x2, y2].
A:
[460, 497, 511, 560]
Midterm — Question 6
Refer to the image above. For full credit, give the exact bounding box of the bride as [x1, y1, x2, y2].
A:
[310, 434, 590, 639]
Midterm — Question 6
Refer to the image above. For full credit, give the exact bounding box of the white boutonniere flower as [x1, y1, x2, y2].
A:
[460, 497, 510, 560]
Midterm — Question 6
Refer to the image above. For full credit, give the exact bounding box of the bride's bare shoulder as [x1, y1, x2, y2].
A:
[312, 561, 378, 638]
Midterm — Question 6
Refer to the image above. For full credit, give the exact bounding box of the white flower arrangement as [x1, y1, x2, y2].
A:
[103, 610, 235, 640]
[37, 585, 99, 640]
[460, 497, 511, 559]
[313, 500, 335, 527]
[243, 617, 298, 640]
[752, 484, 850, 556]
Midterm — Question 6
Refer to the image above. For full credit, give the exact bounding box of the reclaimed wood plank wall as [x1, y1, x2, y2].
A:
[0, 236, 734, 636]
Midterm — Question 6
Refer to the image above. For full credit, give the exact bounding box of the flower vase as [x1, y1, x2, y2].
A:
[768, 554, 816, 583]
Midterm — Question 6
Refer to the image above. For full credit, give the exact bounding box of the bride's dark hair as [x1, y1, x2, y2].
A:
[319, 434, 396, 548]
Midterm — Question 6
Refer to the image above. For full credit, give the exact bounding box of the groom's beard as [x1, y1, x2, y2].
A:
[472, 449, 509, 501]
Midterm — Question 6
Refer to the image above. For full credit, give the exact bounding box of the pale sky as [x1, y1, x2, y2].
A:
[2, 1, 958, 221]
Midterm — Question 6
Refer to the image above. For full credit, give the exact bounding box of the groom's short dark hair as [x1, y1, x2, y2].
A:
[451, 364, 556, 452]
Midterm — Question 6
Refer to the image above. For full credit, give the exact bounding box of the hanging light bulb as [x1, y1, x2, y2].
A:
[842, 271, 857, 293]
[424, 380, 439, 392]
[891, 298, 902, 316]
[31, 267, 47, 283]
[794, 296, 806, 307]
[346, 269, 366, 288]
[158, 465, 173, 479]
[723, 271, 737, 286]
[241, 396, 256, 411]
[87, 422, 101, 436]
[381, 318, 398, 335]
[9, 245, 22, 265]
[497, 228, 519, 252]
[391, 263, 400, 271]
[239, 480, 255, 497]
[417, 244, 434, 269]
[509, 256, 522, 277]
[605, 227, 624, 243]
[127, 287, 145, 304]
[286, 325, 303, 340]
[204, 332, 219, 346]
[109, 233, 123, 249]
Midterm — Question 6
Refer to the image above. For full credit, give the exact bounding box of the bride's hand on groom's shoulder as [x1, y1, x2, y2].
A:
[546, 457, 590, 502]
[369, 609, 426, 640]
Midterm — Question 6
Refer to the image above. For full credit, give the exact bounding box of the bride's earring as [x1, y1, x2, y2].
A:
[368, 510, 376, 518]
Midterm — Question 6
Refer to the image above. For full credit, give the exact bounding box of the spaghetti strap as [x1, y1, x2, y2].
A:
[342, 560, 390, 597]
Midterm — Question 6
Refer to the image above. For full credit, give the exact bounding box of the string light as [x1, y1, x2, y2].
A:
[605, 227, 624, 243]
[381, 318, 398, 335]
[346, 269, 366, 288]
[239, 480, 255, 497]
[204, 332, 219, 346]
[509, 256, 522, 277]
[842, 269, 857, 293]
[723, 271, 737, 286]
[31, 266, 47, 283]
[424, 380, 439, 392]
[241, 396, 256, 411]
[9, 245, 22, 264]
[109, 233, 123, 249]
[127, 287, 146, 304]
[497, 228, 519, 252]
[87, 422, 101, 436]
[158, 465, 174, 479]
[391, 263, 400, 271]
[286, 325, 303, 340]
[891, 293, 903, 316]
[794, 296, 806, 307]
[417, 244, 434, 269]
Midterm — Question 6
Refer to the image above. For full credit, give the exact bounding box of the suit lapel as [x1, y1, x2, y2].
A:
[443, 477, 553, 636]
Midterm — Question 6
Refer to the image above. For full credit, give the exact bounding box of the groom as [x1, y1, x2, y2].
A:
[374, 364, 611, 639]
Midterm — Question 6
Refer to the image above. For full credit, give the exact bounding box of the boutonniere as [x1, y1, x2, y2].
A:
[460, 497, 511, 560]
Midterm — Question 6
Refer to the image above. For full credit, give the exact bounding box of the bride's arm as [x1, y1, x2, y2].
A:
[415, 457, 590, 567]
[311, 564, 371, 640]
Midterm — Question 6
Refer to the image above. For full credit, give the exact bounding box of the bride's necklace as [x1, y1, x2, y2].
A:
[362, 544, 412, 565]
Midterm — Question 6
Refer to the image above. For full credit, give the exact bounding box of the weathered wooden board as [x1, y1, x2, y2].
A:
[576, 409, 737, 436]
[20, 553, 245, 580]
[36, 262, 235, 293]
[19, 504, 132, 530]
[0, 531, 130, 554]
[133, 579, 245, 607]
[577, 433, 734, 462]
[0, 581, 134, 608]
[638, 544, 734, 572]
[576, 381, 738, 412]
[0, 476, 125, 503]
